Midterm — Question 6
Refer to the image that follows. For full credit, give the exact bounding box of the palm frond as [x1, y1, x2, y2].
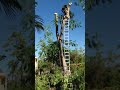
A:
[0, 0, 22, 15]
[35, 15, 44, 31]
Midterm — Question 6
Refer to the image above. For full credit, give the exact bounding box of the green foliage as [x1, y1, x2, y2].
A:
[74, 0, 85, 11]
[86, 33, 120, 89]
[36, 19, 85, 89]
[35, 15, 44, 31]
[69, 19, 82, 30]
[2, 1, 35, 89]
[35, 1, 85, 89]
[36, 46, 85, 90]
[36, 60, 63, 90]
[86, 0, 112, 10]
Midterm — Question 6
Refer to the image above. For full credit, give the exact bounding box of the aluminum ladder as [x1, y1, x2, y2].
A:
[63, 19, 70, 73]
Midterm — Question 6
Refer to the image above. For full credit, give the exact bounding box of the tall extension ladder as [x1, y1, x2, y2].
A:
[63, 19, 70, 73]
[63, 19, 73, 90]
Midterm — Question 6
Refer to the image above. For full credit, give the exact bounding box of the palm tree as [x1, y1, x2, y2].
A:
[35, 2, 44, 31]
[0, 0, 44, 30]
[35, 15, 44, 31]
[0, 0, 22, 15]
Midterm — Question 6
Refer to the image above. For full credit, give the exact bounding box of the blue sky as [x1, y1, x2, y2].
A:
[35, 0, 85, 57]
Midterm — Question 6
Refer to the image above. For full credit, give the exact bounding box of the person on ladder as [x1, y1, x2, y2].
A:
[59, 2, 72, 41]
[62, 2, 72, 20]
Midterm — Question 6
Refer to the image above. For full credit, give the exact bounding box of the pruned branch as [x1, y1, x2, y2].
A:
[54, 13, 59, 41]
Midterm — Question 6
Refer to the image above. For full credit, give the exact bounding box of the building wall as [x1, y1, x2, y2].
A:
[35, 57, 38, 72]
[0, 78, 5, 90]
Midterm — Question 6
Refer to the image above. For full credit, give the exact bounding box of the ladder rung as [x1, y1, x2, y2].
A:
[65, 42, 69, 43]
[65, 58, 70, 60]
[65, 35, 69, 36]
[64, 41, 69, 43]
[65, 56, 70, 58]
[64, 32, 69, 33]
[64, 54, 69, 55]
[64, 28, 69, 29]
[66, 60, 70, 62]
[64, 43, 69, 44]
[65, 20, 69, 22]
[65, 25, 69, 27]
[64, 42, 69, 44]
[65, 57, 70, 60]
[65, 59, 70, 61]
[65, 26, 69, 27]
[64, 30, 68, 31]
[64, 53, 69, 55]
[65, 58, 70, 61]
[64, 37, 69, 39]
[64, 45, 69, 47]
[64, 30, 68, 32]
[64, 52, 69, 53]
[64, 39, 69, 42]
[66, 62, 70, 64]
[64, 40, 68, 42]
[64, 31, 68, 33]
[64, 40, 69, 41]
[64, 44, 69, 46]
[64, 39, 69, 40]
[64, 45, 70, 47]
[65, 58, 70, 59]
[64, 43, 69, 45]
[65, 56, 70, 57]
[64, 26, 69, 28]
[64, 46, 69, 48]
[65, 55, 69, 56]
[64, 47, 69, 49]
[64, 30, 69, 32]
[65, 57, 70, 58]
[65, 42, 69, 45]
[64, 51, 69, 52]
[64, 54, 69, 56]
[64, 49, 69, 51]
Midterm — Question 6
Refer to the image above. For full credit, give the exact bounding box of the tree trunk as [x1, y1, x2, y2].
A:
[59, 39, 67, 73]
[54, 13, 68, 74]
